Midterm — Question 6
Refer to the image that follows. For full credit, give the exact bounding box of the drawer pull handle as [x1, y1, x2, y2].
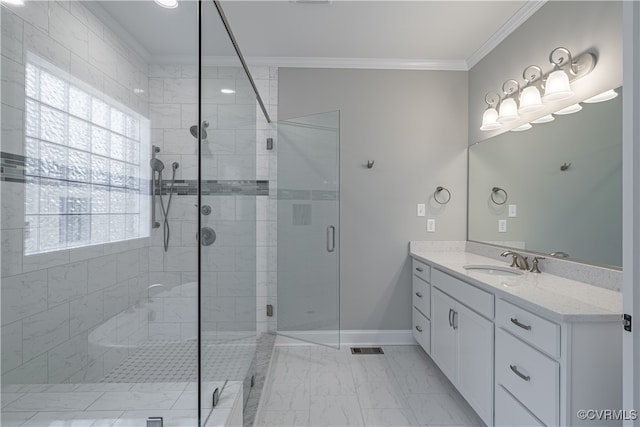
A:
[510, 318, 532, 331]
[510, 364, 531, 382]
[415, 292, 423, 298]
[415, 325, 423, 332]
[416, 267, 424, 272]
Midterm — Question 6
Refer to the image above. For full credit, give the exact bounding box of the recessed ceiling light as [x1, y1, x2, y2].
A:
[221, 89, 235, 94]
[154, 0, 178, 9]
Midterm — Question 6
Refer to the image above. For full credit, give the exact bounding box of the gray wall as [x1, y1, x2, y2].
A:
[279, 69, 468, 330]
[469, 1, 623, 145]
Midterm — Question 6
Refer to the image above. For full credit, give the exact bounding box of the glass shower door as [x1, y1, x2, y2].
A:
[277, 111, 340, 348]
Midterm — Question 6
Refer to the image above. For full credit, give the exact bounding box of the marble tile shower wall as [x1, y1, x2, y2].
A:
[1, 1, 152, 384]
[146, 65, 276, 338]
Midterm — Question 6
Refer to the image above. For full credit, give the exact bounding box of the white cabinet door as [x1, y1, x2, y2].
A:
[457, 303, 494, 426]
[431, 287, 457, 383]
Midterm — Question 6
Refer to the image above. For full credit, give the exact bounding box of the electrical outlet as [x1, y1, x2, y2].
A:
[508, 204, 517, 217]
[498, 219, 507, 233]
[417, 204, 426, 217]
[427, 219, 436, 232]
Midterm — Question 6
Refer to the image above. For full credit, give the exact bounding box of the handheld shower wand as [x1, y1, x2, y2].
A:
[150, 146, 179, 252]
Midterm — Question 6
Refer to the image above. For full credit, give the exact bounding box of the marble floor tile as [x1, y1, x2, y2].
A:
[262, 382, 309, 411]
[86, 391, 183, 411]
[257, 345, 481, 427]
[4, 392, 104, 412]
[361, 408, 420, 426]
[406, 393, 476, 426]
[256, 410, 310, 427]
[1, 392, 25, 408]
[356, 382, 407, 409]
[112, 410, 198, 427]
[307, 371, 356, 396]
[1, 412, 36, 427]
[308, 395, 365, 427]
[19, 411, 123, 427]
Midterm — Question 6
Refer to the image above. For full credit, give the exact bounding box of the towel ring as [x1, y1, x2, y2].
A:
[434, 186, 451, 205]
[491, 187, 508, 205]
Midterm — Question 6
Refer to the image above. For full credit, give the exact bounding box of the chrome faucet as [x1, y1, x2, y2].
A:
[501, 250, 529, 270]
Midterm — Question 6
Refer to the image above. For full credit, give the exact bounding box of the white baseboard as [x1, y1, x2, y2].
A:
[275, 329, 416, 347]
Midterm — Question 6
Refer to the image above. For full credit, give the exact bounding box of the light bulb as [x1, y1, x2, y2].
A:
[543, 69, 574, 102]
[531, 114, 555, 124]
[480, 107, 501, 131]
[519, 86, 544, 113]
[511, 123, 532, 132]
[497, 98, 519, 123]
[583, 89, 618, 103]
[555, 103, 582, 115]
[154, 0, 178, 8]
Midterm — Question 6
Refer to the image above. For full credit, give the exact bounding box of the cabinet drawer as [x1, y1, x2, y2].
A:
[495, 385, 544, 427]
[431, 269, 494, 319]
[413, 276, 430, 318]
[496, 298, 560, 358]
[412, 307, 430, 354]
[412, 258, 430, 283]
[496, 328, 559, 427]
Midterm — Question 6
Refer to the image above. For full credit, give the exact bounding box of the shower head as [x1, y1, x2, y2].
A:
[190, 121, 210, 140]
[150, 158, 165, 172]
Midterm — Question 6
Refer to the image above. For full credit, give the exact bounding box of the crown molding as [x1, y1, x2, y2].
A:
[465, 0, 547, 70]
[247, 56, 468, 70]
[150, 55, 468, 70]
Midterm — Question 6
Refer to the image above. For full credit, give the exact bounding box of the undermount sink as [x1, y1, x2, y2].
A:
[463, 264, 524, 276]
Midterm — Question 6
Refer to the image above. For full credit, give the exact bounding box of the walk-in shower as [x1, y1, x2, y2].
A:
[0, 0, 270, 425]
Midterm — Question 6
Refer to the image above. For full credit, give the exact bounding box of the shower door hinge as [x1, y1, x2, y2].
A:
[266, 138, 274, 150]
[623, 313, 632, 332]
[266, 304, 274, 317]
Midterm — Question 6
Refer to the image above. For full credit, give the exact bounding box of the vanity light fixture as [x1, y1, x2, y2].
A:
[583, 89, 618, 103]
[480, 93, 502, 131]
[480, 46, 598, 132]
[511, 123, 532, 132]
[221, 88, 236, 94]
[1, 0, 25, 5]
[531, 114, 555, 124]
[555, 103, 582, 115]
[154, 0, 179, 8]
[518, 66, 545, 113]
[497, 80, 520, 123]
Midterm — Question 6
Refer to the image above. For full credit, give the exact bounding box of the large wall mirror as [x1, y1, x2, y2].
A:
[468, 87, 622, 268]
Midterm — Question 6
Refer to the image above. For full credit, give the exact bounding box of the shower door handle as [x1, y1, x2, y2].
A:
[326, 226, 335, 253]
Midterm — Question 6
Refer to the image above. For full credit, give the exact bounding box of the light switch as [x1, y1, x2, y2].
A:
[427, 219, 436, 232]
[417, 204, 426, 217]
[508, 204, 517, 217]
[498, 219, 507, 233]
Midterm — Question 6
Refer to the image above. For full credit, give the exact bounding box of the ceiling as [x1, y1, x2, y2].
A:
[93, 0, 542, 70]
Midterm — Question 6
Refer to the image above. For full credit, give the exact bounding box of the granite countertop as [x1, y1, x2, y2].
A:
[410, 249, 622, 323]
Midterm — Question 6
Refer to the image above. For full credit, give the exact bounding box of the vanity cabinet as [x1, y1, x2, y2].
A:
[410, 253, 622, 427]
[412, 259, 431, 353]
[430, 274, 494, 426]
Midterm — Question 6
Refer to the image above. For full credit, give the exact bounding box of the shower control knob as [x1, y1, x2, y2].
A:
[201, 205, 212, 216]
[201, 227, 216, 246]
